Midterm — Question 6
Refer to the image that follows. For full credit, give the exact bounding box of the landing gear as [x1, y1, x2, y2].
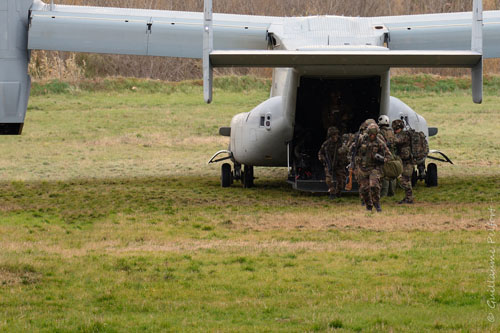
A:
[219, 163, 254, 188]
[221, 163, 232, 188]
[242, 165, 254, 188]
[411, 162, 438, 188]
[425, 163, 438, 187]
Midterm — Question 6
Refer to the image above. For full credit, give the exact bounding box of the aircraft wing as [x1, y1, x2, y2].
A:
[374, 11, 500, 59]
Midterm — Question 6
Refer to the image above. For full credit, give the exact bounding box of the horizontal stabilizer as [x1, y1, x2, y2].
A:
[210, 50, 482, 68]
[28, 9, 270, 58]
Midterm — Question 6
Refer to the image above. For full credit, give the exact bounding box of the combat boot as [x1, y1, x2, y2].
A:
[366, 205, 373, 212]
[398, 198, 414, 205]
[329, 193, 337, 200]
[374, 203, 382, 212]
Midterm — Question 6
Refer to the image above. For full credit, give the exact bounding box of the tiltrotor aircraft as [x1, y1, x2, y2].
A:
[1, 0, 499, 191]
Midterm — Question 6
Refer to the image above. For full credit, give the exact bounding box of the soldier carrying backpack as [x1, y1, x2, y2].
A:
[378, 115, 400, 197]
[392, 119, 429, 204]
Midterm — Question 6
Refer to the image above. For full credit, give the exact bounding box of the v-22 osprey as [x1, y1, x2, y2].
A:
[1, 0, 499, 191]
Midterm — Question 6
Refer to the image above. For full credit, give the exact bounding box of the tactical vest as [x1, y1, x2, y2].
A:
[358, 136, 383, 169]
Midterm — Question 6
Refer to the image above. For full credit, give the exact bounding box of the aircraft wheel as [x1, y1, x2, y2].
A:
[411, 169, 418, 187]
[243, 165, 254, 188]
[221, 163, 232, 188]
[426, 163, 438, 187]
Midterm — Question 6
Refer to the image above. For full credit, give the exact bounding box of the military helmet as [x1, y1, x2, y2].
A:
[359, 119, 376, 132]
[378, 115, 390, 126]
[367, 123, 379, 135]
[327, 126, 340, 137]
[392, 119, 405, 131]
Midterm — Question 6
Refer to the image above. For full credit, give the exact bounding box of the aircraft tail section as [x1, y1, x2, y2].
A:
[27, 5, 271, 59]
[209, 49, 482, 68]
[0, 0, 35, 135]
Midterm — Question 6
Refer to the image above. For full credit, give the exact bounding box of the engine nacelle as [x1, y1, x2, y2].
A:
[230, 96, 293, 167]
[0, 0, 37, 134]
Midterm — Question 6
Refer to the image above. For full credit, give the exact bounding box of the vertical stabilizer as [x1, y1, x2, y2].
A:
[0, 0, 33, 134]
[471, 0, 483, 104]
[203, 0, 213, 104]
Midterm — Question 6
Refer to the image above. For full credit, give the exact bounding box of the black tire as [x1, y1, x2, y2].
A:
[426, 163, 438, 187]
[411, 168, 418, 187]
[243, 165, 254, 188]
[221, 163, 232, 188]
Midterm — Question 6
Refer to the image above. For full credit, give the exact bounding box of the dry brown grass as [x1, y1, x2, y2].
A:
[0, 238, 410, 257]
[88, 134, 226, 148]
[236, 204, 489, 232]
[0, 268, 40, 287]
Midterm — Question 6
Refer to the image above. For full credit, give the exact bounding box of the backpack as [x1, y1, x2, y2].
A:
[408, 129, 429, 164]
[380, 126, 396, 154]
[383, 156, 403, 179]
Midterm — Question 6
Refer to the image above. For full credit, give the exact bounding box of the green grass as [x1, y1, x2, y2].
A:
[0, 76, 499, 332]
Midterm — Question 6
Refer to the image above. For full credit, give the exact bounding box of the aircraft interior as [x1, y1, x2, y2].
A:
[290, 76, 381, 189]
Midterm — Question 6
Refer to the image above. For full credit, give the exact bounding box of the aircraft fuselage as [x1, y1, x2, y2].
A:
[228, 67, 426, 168]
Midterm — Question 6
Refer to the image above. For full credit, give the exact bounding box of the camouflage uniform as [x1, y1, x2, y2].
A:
[379, 125, 397, 197]
[393, 120, 415, 203]
[347, 119, 382, 204]
[318, 127, 347, 197]
[355, 124, 392, 211]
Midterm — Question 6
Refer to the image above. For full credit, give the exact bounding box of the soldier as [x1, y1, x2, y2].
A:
[293, 130, 314, 180]
[378, 115, 397, 197]
[347, 119, 380, 206]
[355, 123, 392, 212]
[392, 119, 415, 204]
[318, 126, 347, 199]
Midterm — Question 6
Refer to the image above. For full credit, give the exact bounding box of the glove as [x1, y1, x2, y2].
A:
[374, 153, 385, 164]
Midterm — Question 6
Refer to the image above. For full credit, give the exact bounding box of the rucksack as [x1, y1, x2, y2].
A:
[408, 129, 429, 164]
[380, 126, 396, 154]
[383, 156, 403, 179]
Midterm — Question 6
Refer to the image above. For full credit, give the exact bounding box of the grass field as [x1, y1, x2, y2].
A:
[0, 76, 499, 332]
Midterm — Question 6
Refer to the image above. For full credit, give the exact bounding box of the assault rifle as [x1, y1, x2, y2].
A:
[345, 131, 360, 191]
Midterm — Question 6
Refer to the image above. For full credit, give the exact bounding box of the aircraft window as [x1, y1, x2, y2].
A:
[260, 116, 265, 127]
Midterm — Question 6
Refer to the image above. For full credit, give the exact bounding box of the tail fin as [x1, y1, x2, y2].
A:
[471, 0, 483, 104]
[0, 0, 34, 134]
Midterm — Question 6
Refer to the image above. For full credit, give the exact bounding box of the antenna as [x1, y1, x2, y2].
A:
[471, 0, 483, 104]
[203, 0, 213, 104]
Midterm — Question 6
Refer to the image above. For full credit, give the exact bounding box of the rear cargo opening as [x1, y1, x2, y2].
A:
[289, 76, 381, 192]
